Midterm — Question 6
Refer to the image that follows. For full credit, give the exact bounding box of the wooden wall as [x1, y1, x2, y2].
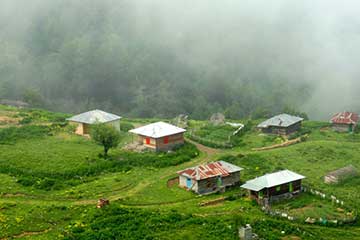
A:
[261, 122, 302, 135]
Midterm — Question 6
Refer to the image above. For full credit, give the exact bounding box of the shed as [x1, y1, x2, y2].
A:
[129, 122, 186, 152]
[67, 110, 121, 136]
[330, 112, 359, 133]
[324, 165, 358, 184]
[177, 161, 243, 195]
[241, 170, 305, 204]
[257, 114, 303, 135]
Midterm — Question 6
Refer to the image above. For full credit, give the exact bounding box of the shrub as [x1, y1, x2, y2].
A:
[0, 125, 51, 144]
[120, 122, 135, 132]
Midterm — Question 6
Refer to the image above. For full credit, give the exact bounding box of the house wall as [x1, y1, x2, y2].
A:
[261, 122, 302, 135]
[181, 171, 241, 195]
[137, 136, 157, 150]
[155, 133, 184, 151]
[70, 119, 120, 136]
[332, 123, 354, 133]
[137, 133, 184, 152]
[108, 119, 121, 132]
[249, 180, 302, 201]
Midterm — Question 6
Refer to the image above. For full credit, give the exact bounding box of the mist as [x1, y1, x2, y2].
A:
[1, 0, 360, 120]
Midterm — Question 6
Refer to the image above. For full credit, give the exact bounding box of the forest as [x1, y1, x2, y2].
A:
[0, 0, 316, 119]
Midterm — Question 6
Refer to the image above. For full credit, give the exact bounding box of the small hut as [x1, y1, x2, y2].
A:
[210, 113, 226, 126]
[129, 122, 186, 152]
[241, 170, 305, 205]
[324, 165, 358, 184]
[330, 112, 359, 133]
[257, 114, 303, 135]
[67, 110, 121, 136]
[177, 161, 243, 195]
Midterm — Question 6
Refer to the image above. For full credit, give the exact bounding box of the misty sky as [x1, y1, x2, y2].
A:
[1, 0, 360, 119]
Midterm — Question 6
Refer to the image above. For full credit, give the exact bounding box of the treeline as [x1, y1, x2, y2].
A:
[0, 0, 310, 119]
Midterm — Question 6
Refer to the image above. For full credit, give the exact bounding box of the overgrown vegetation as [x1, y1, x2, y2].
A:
[63, 205, 238, 240]
[91, 123, 121, 157]
[0, 125, 51, 144]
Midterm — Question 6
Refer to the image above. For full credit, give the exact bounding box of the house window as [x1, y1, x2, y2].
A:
[146, 137, 151, 144]
[164, 136, 169, 144]
[276, 186, 281, 192]
[289, 183, 293, 192]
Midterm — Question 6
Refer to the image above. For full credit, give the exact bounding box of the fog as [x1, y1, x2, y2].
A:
[1, 0, 360, 119]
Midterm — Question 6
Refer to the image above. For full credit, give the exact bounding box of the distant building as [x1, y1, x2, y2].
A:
[129, 122, 186, 152]
[67, 110, 121, 136]
[241, 170, 305, 205]
[177, 161, 243, 195]
[257, 114, 304, 135]
[330, 112, 359, 133]
[324, 165, 358, 184]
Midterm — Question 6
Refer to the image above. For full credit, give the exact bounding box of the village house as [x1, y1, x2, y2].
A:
[67, 109, 121, 136]
[257, 113, 304, 135]
[177, 161, 243, 195]
[330, 112, 359, 133]
[241, 170, 305, 205]
[324, 165, 358, 184]
[129, 121, 186, 152]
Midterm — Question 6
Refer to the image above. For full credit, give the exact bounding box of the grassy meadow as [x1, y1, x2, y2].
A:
[0, 106, 360, 239]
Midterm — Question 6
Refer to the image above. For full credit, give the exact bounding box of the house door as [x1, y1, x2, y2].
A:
[349, 124, 353, 133]
[186, 178, 192, 188]
[145, 137, 151, 145]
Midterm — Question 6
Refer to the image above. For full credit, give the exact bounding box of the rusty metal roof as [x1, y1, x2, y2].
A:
[330, 112, 359, 125]
[177, 161, 243, 181]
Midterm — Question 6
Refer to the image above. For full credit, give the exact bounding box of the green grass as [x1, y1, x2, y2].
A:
[1, 108, 360, 240]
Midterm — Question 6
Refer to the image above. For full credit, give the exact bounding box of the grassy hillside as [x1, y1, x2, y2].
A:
[0, 106, 360, 239]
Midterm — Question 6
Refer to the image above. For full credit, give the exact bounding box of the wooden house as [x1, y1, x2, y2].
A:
[257, 114, 304, 135]
[129, 122, 186, 152]
[324, 165, 358, 184]
[67, 110, 121, 136]
[177, 161, 243, 195]
[241, 170, 305, 205]
[330, 112, 359, 133]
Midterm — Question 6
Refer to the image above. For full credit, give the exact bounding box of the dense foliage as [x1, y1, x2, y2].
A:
[63, 205, 238, 240]
[91, 123, 121, 157]
[0, 1, 311, 119]
[0, 125, 51, 144]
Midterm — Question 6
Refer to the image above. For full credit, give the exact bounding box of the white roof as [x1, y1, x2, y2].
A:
[257, 114, 303, 128]
[129, 121, 186, 138]
[241, 170, 305, 191]
[67, 110, 121, 124]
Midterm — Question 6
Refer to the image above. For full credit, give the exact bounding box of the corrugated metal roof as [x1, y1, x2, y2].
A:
[177, 161, 243, 181]
[129, 121, 186, 138]
[67, 110, 121, 124]
[330, 112, 359, 125]
[257, 114, 304, 128]
[241, 170, 305, 192]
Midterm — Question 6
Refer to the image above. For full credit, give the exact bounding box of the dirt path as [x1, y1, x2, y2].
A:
[185, 138, 222, 162]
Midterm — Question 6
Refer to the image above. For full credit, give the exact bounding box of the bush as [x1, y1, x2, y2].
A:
[63, 205, 238, 240]
[120, 122, 135, 132]
[0, 125, 51, 144]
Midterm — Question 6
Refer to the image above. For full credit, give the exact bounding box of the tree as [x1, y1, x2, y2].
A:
[90, 123, 121, 158]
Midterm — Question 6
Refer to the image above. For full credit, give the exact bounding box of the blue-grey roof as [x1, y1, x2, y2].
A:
[241, 170, 305, 191]
[67, 110, 121, 124]
[257, 114, 303, 128]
